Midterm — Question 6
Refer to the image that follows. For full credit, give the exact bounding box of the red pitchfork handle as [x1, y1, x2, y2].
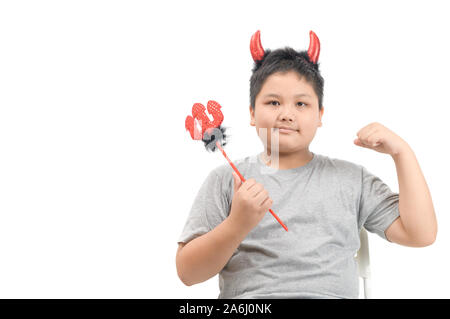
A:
[215, 141, 288, 232]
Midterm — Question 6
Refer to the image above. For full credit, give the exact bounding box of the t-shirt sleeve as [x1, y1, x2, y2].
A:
[177, 169, 231, 244]
[358, 165, 400, 241]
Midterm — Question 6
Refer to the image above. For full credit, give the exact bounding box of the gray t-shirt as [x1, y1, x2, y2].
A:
[177, 152, 400, 299]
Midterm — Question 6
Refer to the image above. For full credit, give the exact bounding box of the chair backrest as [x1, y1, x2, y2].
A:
[356, 228, 371, 298]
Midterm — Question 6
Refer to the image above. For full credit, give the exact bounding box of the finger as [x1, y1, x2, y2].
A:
[249, 184, 265, 198]
[233, 172, 241, 190]
[260, 197, 273, 211]
[355, 136, 381, 149]
[255, 191, 270, 207]
[244, 178, 257, 191]
[368, 135, 381, 147]
[359, 129, 380, 146]
[357, 122, 379, 139]
[365, 130, 382, 146]
[356, 124, 373, 137]
[357, 123, 382, 139]
[354, 138, 371, 148]
[359, 127, 376, 143]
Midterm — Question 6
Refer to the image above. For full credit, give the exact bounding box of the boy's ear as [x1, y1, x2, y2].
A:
[319, 106, 324, 127]
[249, 105, 256, 126]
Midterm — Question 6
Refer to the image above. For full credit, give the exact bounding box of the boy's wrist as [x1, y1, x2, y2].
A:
[226, 214, 253, 239]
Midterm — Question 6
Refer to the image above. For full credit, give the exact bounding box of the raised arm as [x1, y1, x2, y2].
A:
[385, 145, 437, 246]
[354, 122, 437, 247]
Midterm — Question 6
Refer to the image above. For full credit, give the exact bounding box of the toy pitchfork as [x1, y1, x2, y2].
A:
[185, 100, 288, 231]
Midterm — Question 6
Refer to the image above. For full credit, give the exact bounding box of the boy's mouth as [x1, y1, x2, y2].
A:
[275, 126, 299, 134]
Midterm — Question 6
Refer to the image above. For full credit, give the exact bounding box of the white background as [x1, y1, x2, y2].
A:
[0, 0, 448, 298]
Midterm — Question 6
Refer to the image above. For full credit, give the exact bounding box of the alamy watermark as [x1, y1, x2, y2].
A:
[247, 127, 280, 175]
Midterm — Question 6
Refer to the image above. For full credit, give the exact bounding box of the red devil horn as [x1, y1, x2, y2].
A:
[250, 30, 265, 62]
[307, 30, 320, 64]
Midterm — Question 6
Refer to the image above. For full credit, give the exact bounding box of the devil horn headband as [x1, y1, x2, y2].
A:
[250, 30, 321, 64]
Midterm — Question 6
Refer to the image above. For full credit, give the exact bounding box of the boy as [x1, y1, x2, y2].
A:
[176, 30, 437, 299]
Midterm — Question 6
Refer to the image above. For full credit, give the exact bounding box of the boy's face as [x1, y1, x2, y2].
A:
[250, 71, 324, 155]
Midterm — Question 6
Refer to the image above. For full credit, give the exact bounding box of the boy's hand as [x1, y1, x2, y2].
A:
[228, 172, 273, 233]
[354, 122, 410, 156]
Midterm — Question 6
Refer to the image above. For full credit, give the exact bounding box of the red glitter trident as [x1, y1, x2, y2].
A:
[185, 100, 288, 232]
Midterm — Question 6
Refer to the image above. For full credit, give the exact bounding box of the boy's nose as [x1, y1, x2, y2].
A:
[279, 109, 296, 122]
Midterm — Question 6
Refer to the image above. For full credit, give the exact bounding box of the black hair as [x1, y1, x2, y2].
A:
[249, 47, 324, 111]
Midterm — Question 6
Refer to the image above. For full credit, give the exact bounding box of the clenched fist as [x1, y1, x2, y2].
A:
[228, 172, 273, 233]
[354, 122, 410, 157]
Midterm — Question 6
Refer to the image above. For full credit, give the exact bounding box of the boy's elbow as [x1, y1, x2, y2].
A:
[176, 245, 195, 286]
[176, 262, 194, 286]
[421, 233, 437, 247]
[414, 232, 437, 247]
[422, 225, 438, 247]
[423, 214, 438, 247]
[177, 266, 197, 286]
[178, 272, 192, 286]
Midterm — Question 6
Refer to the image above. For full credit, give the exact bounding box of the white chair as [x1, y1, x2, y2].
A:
[356, 228, 371, 299]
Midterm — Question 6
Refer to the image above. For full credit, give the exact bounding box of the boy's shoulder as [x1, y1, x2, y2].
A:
[319, 153, 363, 170]
[316, 153, 364, 182]
[209, 154, 256, 179]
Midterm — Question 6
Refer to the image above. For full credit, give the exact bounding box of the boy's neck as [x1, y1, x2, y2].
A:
[260, 148, 314, 170]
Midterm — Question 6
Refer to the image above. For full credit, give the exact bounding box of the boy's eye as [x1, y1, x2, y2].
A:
[267, 101, 306, 107]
